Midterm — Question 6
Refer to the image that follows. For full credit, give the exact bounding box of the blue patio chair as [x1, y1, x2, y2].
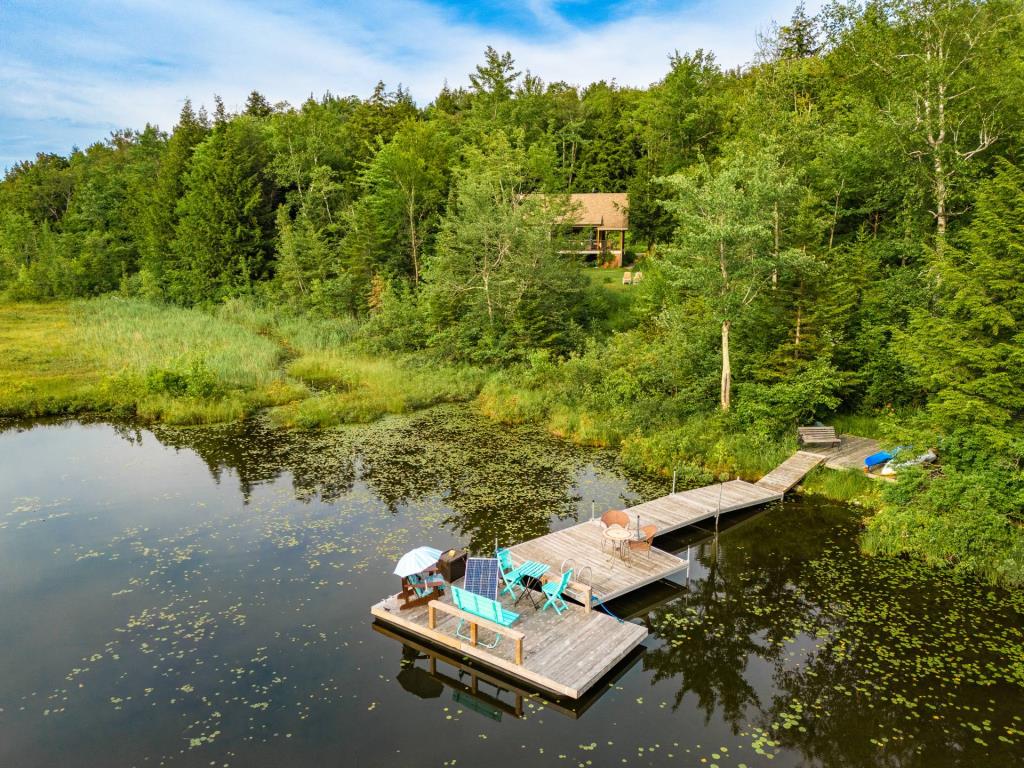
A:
[407, 572, 445, 598]
[541, 569, 573, 615]
[496, 548, 529, 599]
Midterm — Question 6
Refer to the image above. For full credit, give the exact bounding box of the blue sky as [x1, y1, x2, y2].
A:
[0, 0, 816, 169]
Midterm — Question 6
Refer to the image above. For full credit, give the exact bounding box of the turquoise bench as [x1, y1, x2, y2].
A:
[449, 585, 520, 650]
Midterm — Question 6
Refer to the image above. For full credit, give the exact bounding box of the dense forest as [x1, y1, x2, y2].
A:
[1, 0, 1022, 585]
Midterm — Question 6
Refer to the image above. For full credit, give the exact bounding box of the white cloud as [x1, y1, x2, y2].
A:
[0, 0, 820, 162]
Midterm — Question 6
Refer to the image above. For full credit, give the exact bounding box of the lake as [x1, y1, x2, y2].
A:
[1, 406, 1021, 767]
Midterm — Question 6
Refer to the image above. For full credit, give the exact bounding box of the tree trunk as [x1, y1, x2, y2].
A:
[407, 191, 419, 285]
[720, 319, 731, 411]
[772, 202, 779, 288]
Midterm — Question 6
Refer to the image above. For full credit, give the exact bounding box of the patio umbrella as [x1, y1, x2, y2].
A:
[394, 546, 442, 578]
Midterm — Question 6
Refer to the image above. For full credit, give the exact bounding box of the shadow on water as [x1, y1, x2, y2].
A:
[0, 406, 1021, 767]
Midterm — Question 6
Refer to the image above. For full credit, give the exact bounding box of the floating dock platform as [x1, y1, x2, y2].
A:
[371, 582, 647, 699]
[371, 447, 826, 700]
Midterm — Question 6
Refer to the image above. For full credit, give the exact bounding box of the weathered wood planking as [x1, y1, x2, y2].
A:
[508, 521, 689, 602]
[803, 434, 881, 470]
[626, 479, 783, 536]
[371, 580, 648, 699]
[755, 451, 825, 493]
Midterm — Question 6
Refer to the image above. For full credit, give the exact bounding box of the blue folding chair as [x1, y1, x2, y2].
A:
[541, 569, 573, 615]
[496, 548, 529, 599]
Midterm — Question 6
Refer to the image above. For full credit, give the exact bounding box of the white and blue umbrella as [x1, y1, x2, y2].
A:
[394, 546, 442, 578]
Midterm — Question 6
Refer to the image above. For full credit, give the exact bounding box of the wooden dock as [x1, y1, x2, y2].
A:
[371, 444, 827, 700]
[624, 479, 783, 537]
[373, 623, 643, 719]
[509, 521, 689, 602]
[371, 582, 647, 699]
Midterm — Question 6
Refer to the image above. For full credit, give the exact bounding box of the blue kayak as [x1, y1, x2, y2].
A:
[864, 451, 894, 470]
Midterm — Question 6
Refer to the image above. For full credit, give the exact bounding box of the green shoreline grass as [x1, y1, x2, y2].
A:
[1, 296, 883, 510]
[13, 297, 1017, 583]
[0, 299, 485, 428]
[0, 297, 883, 508]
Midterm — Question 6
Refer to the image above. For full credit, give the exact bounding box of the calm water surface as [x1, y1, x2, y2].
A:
[1, 406, 1021, 767]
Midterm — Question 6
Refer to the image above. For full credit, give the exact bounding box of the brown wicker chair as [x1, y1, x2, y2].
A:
[600, 509, 629, 528]
[600, 509, 630, 554]
[628, 525, 657, 558]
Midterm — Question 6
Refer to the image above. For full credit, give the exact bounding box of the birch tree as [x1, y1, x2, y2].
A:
[844, 0, 1016, 242]
[660, 150, 799, 410]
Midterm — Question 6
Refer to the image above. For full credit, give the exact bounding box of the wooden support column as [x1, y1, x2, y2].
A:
[514, 637, 523, 665]
[470, 622, 478, 647]
[428, 603, 436, 629]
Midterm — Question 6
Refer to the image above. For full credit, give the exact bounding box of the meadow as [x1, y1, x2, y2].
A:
[0, 299, 483, 427]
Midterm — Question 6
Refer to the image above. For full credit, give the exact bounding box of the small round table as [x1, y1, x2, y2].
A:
[603, 525, 632, 560]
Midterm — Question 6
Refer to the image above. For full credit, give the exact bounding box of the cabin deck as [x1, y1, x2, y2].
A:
[509, 520, 689, 602]
[371, 579, 648, 699]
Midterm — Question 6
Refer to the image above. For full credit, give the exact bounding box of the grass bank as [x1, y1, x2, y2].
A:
[0, 298, 308, 424]
[0, 298, 484, 427]
[270, 353, 485, 428]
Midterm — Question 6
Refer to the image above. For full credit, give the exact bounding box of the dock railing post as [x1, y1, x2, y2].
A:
[672, 469, 677, 495]
[716, 479, 723, 534]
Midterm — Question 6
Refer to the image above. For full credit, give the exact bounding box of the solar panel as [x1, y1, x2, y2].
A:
[463, 557, 499, 601]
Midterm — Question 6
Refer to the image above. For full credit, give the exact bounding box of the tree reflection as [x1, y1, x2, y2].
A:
[150, 417, 357, 503]
[354, 408, 584, 552]
[640, 503, 1024, 766]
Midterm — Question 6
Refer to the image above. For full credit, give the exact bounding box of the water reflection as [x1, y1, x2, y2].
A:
[0, 409, 1021, 768]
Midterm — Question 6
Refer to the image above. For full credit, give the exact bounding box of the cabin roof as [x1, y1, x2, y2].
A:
[567, 193, 628, 229]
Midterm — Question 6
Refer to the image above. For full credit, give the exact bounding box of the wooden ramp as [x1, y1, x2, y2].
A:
[371, 581, 648, 699]
[625, 479, 783, 537]
[509, 521, 689, 602]
[755, 451, 825, 494]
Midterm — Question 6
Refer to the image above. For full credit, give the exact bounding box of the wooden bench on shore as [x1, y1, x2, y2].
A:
[798, 426, 841, 447]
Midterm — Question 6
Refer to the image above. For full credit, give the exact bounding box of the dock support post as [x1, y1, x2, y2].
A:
[672, 469, 677, 495]
[470, 622, 478, 646]
[428, 603, 436, 629]
[514, 637, 523, 665]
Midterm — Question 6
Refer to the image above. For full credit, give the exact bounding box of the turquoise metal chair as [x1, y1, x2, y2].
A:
[407, 572, 445, 598]
[496, 548, 529, 598]
[541, 569, 573, 615]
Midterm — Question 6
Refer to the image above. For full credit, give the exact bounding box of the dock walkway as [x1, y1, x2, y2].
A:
[756, 451, 825, 494]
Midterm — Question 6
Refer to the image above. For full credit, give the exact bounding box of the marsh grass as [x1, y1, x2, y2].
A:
[801, 466, 884, 507]
[831, 412, 905, 440]
[215, 298, 360, 353]
[0, 298, 310, 424]
[272, 353, 485, 428]
[0, 302, 111, 416]
[79, 298, 284, 389]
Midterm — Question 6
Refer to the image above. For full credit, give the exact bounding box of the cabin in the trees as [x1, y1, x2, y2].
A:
[562, 193, 629, 267]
